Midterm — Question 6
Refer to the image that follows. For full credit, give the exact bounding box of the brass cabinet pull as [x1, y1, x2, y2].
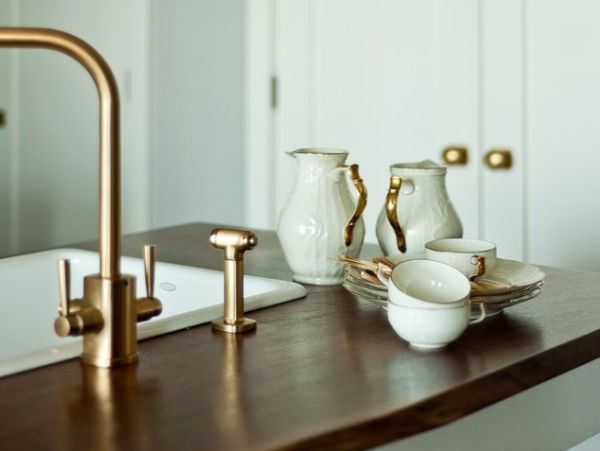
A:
[442, 146, 468, 166]
[484, 149, 513, 169]
[343, 164, 368, 246]
[385, 176, 407, 253]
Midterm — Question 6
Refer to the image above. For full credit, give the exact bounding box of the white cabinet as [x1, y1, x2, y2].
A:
[270, 0, 600, 270]
[525, 0, 600, 270]
[274, 0, 480, 245]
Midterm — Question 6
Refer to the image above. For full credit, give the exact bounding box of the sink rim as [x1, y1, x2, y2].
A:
[0, 248, 306, 378]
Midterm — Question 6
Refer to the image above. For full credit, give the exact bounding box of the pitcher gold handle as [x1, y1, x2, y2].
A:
[343, 164, 367, 246]
[385, 176, 407, 253]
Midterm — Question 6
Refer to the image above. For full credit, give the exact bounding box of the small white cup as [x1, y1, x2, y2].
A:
[379, 259, 485, 348]
[377, 259, 471, 309]
[387, 301, 485, 349]
[425, 238, 497, 280]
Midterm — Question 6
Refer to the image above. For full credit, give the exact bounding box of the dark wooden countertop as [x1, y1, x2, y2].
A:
[1, 222, 600, 450]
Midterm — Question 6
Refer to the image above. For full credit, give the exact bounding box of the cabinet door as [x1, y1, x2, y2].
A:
[274, 0, 480, 243]
[525, 0, 600, 269]
[480, 0, 525, 261]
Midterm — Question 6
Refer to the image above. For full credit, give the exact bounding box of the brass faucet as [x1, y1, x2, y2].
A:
[0, 28, 162, 367]
[210, 228, 258, 333]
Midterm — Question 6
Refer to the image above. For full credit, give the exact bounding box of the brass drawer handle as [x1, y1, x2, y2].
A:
[484, 149, 513, 169]
[442, 146, 468, 166]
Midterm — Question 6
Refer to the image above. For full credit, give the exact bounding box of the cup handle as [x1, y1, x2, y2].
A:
[470, 256, 485, 280]
[331, 164, 368, 247]
[469, 302, 486, 324]
[385, 176, 407, 253]
[376, 263, 391, 287]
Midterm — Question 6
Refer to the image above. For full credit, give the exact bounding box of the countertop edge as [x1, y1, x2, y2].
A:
[279, 329, 600, 450]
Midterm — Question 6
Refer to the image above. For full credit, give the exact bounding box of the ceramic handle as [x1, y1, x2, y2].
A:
[385, 176, 407, 253]
[470, 255, 485, 280]
[339, 164, 367, 247]
[469, 302, 486, 324]
[376, 263, 391, 287]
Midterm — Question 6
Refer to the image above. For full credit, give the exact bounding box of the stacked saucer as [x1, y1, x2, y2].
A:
[342, 253, 544, 320]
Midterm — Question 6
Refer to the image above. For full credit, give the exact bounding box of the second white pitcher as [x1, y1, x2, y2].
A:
[376, 160, 463, 256]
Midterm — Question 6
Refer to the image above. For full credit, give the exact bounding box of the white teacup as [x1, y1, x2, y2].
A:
[377, 259, 471, 309]
[387, 301, 485, 349]
[379, 259, 485, 348]
[425, 238, 497, 280]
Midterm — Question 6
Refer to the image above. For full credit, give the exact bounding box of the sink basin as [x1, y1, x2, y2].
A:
[0, 248, 306, 378]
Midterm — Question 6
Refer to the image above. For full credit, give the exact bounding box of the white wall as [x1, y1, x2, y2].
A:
[2, 0, 150, 255]
[1, 0, 248, 256]
[150, 0, 246, 229]
[0, 0, 13, 255]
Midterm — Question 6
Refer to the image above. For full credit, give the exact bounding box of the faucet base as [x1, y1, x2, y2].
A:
[211, 317, 256, 334]
[81, 352, 139, 368]
[81, 274, 139, 368]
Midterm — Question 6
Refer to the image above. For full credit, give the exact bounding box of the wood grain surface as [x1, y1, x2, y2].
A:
[0, 222, 599, 450]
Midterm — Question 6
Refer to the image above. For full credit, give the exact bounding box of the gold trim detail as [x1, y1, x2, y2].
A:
[343, 164, 367, 247]
[385, 176, 407, 253]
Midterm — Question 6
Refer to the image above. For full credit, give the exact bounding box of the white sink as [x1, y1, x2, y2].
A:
[0, 248, 306, 378]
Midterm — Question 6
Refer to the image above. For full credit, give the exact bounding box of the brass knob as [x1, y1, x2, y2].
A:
[484, 149, 513, 169]
[442, 146, 468, 166]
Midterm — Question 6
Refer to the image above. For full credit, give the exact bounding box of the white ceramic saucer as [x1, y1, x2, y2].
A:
[342, 277, 543, 320]
[387, 254, 545, 296]
[469, 259, 545, 295]
[342, 253, 545, 320]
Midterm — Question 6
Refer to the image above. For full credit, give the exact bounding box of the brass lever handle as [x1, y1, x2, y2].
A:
[442, 146, 468, 166]
[144, 244, 156, 299]
[58, 259, 71, 316]
[136, 244, 162, 322]
[484, 149, 513, 169]
[385, 176, 407, 253]
[55, 259, 102, 337]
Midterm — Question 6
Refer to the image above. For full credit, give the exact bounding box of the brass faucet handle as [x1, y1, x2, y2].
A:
[55, 259, 102, 337]
[136, 244, 162, 322]
[143, 244, 156, 299]
[57, 259, 82, 314]
[58, 259, 71, 316]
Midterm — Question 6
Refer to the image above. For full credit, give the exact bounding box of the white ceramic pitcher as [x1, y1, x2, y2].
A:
[376, 160, 462, 256]
[277, 148, 367, 285]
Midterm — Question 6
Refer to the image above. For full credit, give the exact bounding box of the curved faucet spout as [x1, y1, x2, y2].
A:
[0, 27, 120, 278]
